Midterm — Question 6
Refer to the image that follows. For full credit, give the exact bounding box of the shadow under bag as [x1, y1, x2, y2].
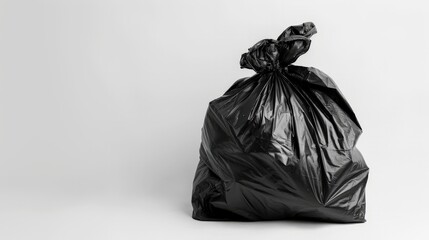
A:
[191, 22, 369, 223]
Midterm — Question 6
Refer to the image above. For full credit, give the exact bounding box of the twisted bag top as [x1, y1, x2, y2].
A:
[240, 22, 317, 72]
[191, 22, 369, 223]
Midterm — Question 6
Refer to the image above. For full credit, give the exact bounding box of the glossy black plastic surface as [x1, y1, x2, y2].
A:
[192, 22, 369, 223]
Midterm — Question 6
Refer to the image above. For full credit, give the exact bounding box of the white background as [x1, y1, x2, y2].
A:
[1, 0, 428, 239]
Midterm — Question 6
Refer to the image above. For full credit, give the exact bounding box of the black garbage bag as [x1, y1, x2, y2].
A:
[191, 22, 369, 223]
